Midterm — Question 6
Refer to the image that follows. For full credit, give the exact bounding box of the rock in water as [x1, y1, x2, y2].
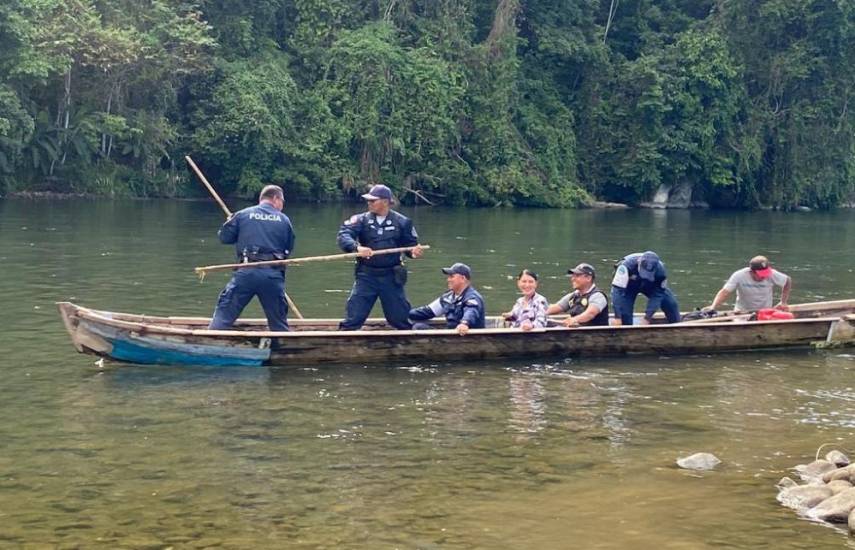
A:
[822, 465, 855, 483]
[795, 459, 837, 481]
[828, 480, 853, 495]
[776, 477, 798, 489]
[778, 485, 834, 511]
[849, 509, 855, 535]
[826, 450, 851, 467]
[676, 452, 721, 471]
[807, 487, 855, 523]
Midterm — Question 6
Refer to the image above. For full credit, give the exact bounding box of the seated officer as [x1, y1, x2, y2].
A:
[209, 185, 295, 331]
[546, 263, 610, 327]
[337, 184, 424, 330]
[409, 263, 485, 335]
[610, 251, 680, 325]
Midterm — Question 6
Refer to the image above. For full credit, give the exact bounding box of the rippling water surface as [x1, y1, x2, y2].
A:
[3, 198, 855, 548]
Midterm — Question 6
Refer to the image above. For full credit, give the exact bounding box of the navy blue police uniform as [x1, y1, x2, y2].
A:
[209, 202, 295, 331]
[610, 251, 680, 325]
[337, 210, 419, 330]
[409, 285, 486, 330]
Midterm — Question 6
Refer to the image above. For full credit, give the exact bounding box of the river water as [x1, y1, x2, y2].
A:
[2, 198, 855, 548]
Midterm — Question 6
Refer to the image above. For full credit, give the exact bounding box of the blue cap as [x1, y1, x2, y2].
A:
[361, 184, 393, 201]
[638, 251, 660, 281]
[441, 262, 472, 279]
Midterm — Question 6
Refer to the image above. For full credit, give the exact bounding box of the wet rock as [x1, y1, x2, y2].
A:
[822, 465, 855, 483]
[795, 459, 837, 481]
[850, 508, 855, 535]
[807, 487, 855, 523]
[676, 452, 721, 470]
[794, 205, 812, 212]
[828, 480, 853, 495]
[777, 476, 798, 489]
[826, 450, 850, 467]
[777, 485, 834, 511]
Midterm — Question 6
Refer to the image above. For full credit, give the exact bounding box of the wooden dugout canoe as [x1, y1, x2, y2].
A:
[57, 300, 855, 367]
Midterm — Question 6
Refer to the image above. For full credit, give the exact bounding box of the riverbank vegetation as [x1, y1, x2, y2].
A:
[0, 0, 852, 208]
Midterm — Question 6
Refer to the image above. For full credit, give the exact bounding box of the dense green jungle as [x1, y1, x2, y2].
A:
[0, 0, 852, 208]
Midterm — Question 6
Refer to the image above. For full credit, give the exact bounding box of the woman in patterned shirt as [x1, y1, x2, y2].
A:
[502, 269, 549, 331]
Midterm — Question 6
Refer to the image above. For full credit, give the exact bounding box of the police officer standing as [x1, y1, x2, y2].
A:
[337, 184, 423, 330]
[209, 185, 295, 331]
[610, 251, 680, 325]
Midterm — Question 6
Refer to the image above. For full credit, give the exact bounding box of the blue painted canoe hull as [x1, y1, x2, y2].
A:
[67, 308, 271, 367]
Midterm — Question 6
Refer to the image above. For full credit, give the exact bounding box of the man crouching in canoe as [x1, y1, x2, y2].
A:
[409, 263, 486, 335]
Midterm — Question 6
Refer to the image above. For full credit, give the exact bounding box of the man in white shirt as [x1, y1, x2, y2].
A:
[706, 255, 792, 312]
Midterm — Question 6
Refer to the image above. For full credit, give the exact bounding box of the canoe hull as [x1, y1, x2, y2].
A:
[57, 302, 855, 367]
[267, 320, 840, 365]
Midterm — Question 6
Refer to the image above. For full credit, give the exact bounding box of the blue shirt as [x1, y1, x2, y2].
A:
[409, 285, 486, 329]
[218, 202, 295, 264]
[613, 253, 669, 292]
[337, 210, 418, 269]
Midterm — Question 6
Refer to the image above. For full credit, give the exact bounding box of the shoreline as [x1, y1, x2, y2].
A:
[3, 190, 853, 211]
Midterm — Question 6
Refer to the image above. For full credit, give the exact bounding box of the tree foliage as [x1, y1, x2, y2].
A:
[0, 0, 852, 208]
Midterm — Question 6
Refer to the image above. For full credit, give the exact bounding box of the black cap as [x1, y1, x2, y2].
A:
[568, 263, 596, 277]
[361, 184, 393, 201]
[441, 262, 471, 279]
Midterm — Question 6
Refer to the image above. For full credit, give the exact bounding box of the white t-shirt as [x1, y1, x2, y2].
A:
[723, 267, 789, 311]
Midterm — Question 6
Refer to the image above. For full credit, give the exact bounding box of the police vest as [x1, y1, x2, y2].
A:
[566, 287, 610, 326]
[337, 210, 418, 270]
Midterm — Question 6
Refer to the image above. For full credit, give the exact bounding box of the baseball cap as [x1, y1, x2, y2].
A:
[567, 263, 596, 277]
[441, 263, 472, 279]
[638, 251, 660, 282]
[749, 256, 773, 279]
[361, 184, 393, 201]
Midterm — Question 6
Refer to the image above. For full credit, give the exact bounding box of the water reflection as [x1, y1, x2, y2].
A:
[508, 372, 547, 440]
[5, 199, 855, 547]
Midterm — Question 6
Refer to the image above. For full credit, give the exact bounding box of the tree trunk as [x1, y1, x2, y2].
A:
[52, 68, 73, 173]
[603, 0, 619, 44]
[102, 85, 113, 157]
[485, 0, 521, 58]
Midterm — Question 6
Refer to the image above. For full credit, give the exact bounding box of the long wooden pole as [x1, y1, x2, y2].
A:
[185, 156, 231, 218]
[194, 245, 430, 275]
[184, 155, 304, 319]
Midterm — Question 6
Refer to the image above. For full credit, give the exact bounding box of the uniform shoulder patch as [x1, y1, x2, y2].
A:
[612, 265, 629, 289]
[344, 214, 360, 225]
